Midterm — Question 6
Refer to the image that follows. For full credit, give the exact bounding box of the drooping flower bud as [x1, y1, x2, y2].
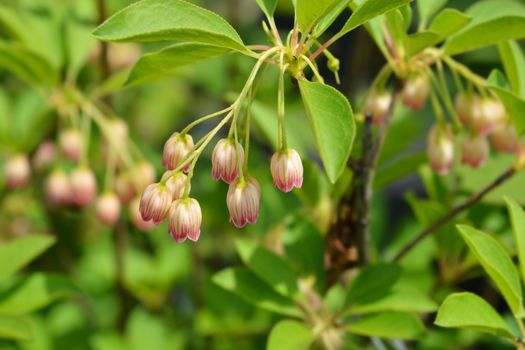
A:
[227, 177, 260, 228]
[45, 170, 72, 206]
[162, 171, 189, 200]
[139, 183, 172, 224]
[461, 133, 489, 168]
[491, 124, 520, 154]
[270, 148, 303, 192]
[363, 91, 392, 125]
[130, 196, 155, 232]
[95, 192, 121, 225]
[211, 138, 244, 184]
[162, 132, 193, 172]
[402, 74, 430, 112]
[454, 93, 471, 126]
[33, 141, 56, 170]
[135, 162, 156, 190]
[427, 124, 455, 175]
[115, 171, 136, 203]
[4, 154, 31, 189]
[70, 167, 97, 206]
[471, 97, 507, 135]
[59, 128, 83, 162]
[168, 198, 202, 242]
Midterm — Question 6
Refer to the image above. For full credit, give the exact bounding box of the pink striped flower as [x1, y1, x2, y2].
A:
[364, 91, 392, 125]
[70, 167, 97, 206]
[168, 198, 202, 243]
[33, 141, 56, 170]
[471, 98, 506, 136]
[461, 134, 489, 168]
[162, 171, 189, 200]
[5, 154, 31, 189]
[211, 138, 244, 184]
[162, 132, 194, 172]
[455, 93, 478, 126]
[227, 177, 260, 228]
[130, 196, 155, 232]
[491, 124, 520, 154]
[402, 75, 430, 112]
[45, 170, 72, 206]
[95, 192, 121, 225]
[271, 148, 303, 192]
[139, 183, 172, 224]
[427, 124, 455, 175]
[59, 128, 83, 162]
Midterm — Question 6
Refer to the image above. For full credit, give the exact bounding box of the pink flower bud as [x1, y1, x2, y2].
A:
[95, 192, 121, 225]
[491, 124, 520, 154]
[162, 171, 189, 200]
[162, 132, 193, 172]
[454, 93, 477, 126]
[427, 125, 455, 175]
[461, 134, 489, 168]
[211, 138, 244, 184]
[364, 91, 392, 125]
[4, 154, 30, 189]
[270, 148, 303, 192]
[168, 198, 202, 242]
[402, 75, 430, 112]
[135, 162, 156, 190]
[108, 118, 129, 141]
[471, 98, 507, 135]
[227, 177, 260, 228]
[139, 183, 172, 224]
[130, 196, 155, 232]
[115, 171, 136, 203]
[45, 170, 72, 206]
[59, 128, 83, 162]
[33, 141, 56, 170]
[70, 167, 97, 206]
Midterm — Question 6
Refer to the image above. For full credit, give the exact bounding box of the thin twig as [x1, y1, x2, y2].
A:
[392, 167, 516, 262]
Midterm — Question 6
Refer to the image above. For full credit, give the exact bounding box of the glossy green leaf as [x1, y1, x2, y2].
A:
[407, 31, 440, 57]
[298, 80, 355, 183]
[235, 239, 298, 297]
[212, 268, 302, 317]
[315, 0, 351, 36]
[336, 0, 411, 40]
[504, 196, 525, 283]
[0, 235, 55, 281]
[498, 40, 525, 98]
[0, 41, 57, 86]
[295, 0, 341, 32]
[444, 0, 525, 55]
[346, 312, 425, 340]
[457, 225, 523, 314]
[0, 273, 81, 315]
[416, 0, 448, 27]
[267, 320, 314, 350]
[346, 264, 401, 305]
[435, 292, 514, 339]
[487, 84, 525, 136]
[428, 9, 471, 41]
[0, 315, 31, 340]
[348, 288, 437, 315]
[126, 43, 230, 86]
[255, 0, 278, 19]
[93, 0, 248, 52]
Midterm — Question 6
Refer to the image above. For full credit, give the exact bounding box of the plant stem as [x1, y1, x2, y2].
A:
[392, 166, 516, 262]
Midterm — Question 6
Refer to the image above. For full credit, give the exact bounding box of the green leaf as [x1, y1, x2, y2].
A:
[212, 268, 302, 317]
[487, 84, 525, 136]
[0, 41, 57, 86]
[295, 0, 341, 32]
[457, 225, 523, 314]
[0, 315, 31, 340]
[298, 80, 355, 183]
[498, 40, 525, 99]
[504, 196, 525, 284]
[428, 9, 471, 41]
[235, 239, 298, 297]
[0, 273, 80, 315]
[346, 312, 425, 340]
[435, 292, 514, 339]
[255, 0, 278, 19]
[93, 0, 248, 53]
[385, 9, 408, 55]
[315, 0, 352, 36]
[267, 320, 314, 350]
[444, 0, 525, 55]
[346, 264, 401, 305]
[126, 43, 230, 86]
[348, 288, 437, 315]
[407, 31, 440, 57]
[0, 235, 55, 281]
[416, 0, 447, 27]
[336, 0, 411, 40]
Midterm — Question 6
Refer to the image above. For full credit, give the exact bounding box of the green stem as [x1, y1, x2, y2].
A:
[180, 106, 233, 135]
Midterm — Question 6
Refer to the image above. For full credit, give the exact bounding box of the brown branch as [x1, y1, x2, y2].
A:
[325, 80, 401, 289]
[392, 166, 516, 262]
